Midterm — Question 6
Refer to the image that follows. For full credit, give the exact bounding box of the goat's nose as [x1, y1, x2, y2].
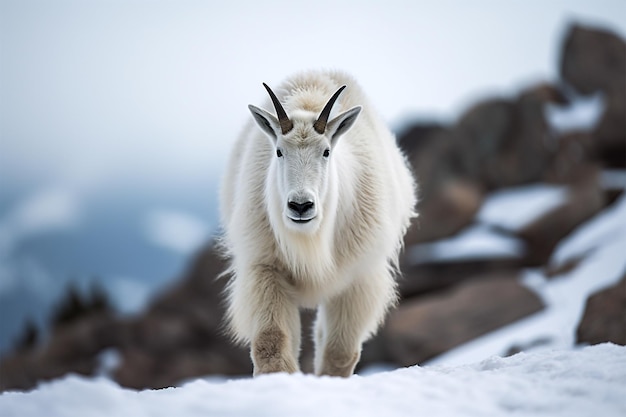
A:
[288, 200, 314, 216]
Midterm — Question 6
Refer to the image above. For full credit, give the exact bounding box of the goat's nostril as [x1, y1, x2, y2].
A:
[288, 201, 314, 216]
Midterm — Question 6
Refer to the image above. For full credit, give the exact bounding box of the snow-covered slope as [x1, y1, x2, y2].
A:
[1, 343, 624, 417]
[428, 192, 626, 367]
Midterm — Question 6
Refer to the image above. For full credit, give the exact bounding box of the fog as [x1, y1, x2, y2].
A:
[2, 0, 624, 190]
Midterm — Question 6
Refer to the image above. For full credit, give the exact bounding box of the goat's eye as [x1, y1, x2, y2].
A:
[323, 149, 330, 158]
[276, 149, 283, 158]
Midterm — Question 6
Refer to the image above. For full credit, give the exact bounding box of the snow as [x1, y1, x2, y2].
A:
[2, 187, 625, 417]
[476, 184, 569, 231]
[95, 349, 122, 377]
[407, 183, 572, 265]
[1, 343, 624, 417]
[407, 224, 524, 264]
[551, 192, 626, 266]
[428, 194, 626, 367]
[544, 91, 605, 134]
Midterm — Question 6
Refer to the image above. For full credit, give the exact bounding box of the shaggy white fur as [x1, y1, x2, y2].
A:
[219, 70, 417, 376]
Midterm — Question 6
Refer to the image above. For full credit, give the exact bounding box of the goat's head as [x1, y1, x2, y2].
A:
[249, 83, 361, 233]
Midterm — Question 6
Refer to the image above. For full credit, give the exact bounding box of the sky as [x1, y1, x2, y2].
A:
[1, 0, 625, 194]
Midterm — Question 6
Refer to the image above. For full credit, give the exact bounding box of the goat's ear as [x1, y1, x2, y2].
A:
[326, 106, 362, 144]
[248, 105, 280, 141]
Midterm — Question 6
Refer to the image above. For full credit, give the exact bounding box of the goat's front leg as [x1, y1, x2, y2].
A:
[239, 265, 301, 376]
[314, 268, 397, 377]
[252, 323, 299, 376]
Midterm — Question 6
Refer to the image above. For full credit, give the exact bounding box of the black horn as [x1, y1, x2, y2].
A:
[313, 85, 346, 134]
[263, 83, 293, 135]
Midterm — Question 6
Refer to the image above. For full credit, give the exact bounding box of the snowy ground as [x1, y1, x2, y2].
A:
[2, 186, 625, 416]
[1, 343, 625, 417]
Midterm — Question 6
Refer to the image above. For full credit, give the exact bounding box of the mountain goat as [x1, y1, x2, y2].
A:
[219, 70, 417, 377]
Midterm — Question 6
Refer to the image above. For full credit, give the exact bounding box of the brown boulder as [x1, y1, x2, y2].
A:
[381, 274, 543, 367]
[396, 122, 485, 245]
[404, 178, 484, 245]
[576, 273, 626, 346]
[544, 132, 597, 184]
[451, 84, 560, 190]
[560, 24, 625, 96]
[397, 122, 447, 160]
[560, 24, 626, 168]
[399, 256, 521, 298]
[595, 86, 626, 168]
[518, 167, 605, 266]
[398, 83, 565, 246]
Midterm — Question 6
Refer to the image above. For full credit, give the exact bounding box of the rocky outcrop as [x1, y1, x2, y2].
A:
[0, 245, 252, 392]
[382, 274, 543, 366]
[0, 312, 125, 392]
[361, 24, 623, 369]
[111, 244, 253, 389]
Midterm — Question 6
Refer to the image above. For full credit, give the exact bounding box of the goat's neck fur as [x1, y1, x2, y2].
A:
[265, 119, 346, 284]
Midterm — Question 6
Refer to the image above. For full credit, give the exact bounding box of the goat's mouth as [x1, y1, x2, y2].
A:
[288, 216, 316, 224]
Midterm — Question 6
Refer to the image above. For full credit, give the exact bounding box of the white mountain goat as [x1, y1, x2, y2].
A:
[219, 70, 417, 377]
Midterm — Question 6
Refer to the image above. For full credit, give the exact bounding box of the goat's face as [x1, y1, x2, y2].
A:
[249, 84, 361, 233]
[272, 120, 332, 231]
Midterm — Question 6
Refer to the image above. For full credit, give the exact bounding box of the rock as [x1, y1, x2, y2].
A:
[0, 312, 124, 392]
[576, 274, 626, 346]
[0, 243, 253, 392]
[560, 24, 625, 96]
[504, 337, 554, 357]
[398, 82, 566, 246]
[112, 242, 252, 388]
[397, 122, 446, 159]
[404, 178, 484, 245]
[560, 24, 626, 168]
[451, 84, 559, 190]
[0, 351, 41, 392]
[396, 121, 486, 245]
[595, 87, 626, 168]
[399, 257, 521, 299]
[544, 255, 586, 279]
[517, 167, 605, 266]
[399, 82, 563, 193]
[381, 274, 544, 367]
[544, 132, 597, 184]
